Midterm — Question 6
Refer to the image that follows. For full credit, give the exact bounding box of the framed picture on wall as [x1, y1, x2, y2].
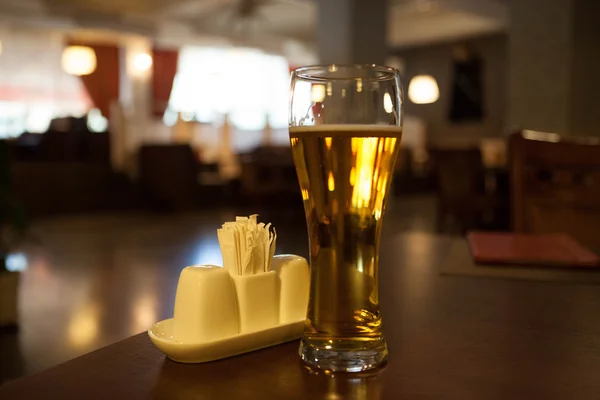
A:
[449, 45, 484, 122]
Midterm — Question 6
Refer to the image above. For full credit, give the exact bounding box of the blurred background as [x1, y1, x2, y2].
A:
[0, 0, 599, 385]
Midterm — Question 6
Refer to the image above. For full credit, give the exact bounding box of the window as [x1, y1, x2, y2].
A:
[0, 31, 92, 138]
[167, 46, 290, 131]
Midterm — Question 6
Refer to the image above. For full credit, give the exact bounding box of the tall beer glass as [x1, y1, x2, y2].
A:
[289, 65, 403, 372]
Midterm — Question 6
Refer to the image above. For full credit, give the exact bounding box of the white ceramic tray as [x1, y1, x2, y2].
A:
[148, 318, 304, 363]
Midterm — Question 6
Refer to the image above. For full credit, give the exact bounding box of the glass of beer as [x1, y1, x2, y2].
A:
[289, 65, 403, 372]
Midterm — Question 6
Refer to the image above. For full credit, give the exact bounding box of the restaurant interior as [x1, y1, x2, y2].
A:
[0, 0, 599, 396]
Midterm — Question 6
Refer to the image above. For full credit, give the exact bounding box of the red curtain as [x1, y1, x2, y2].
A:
[68, 41, 120, 119]
[152, 48, 179, 117]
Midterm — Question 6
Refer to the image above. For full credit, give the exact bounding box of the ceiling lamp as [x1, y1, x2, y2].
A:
[408, 75, 439, 104]
[62, 46, 97, 76]
[133, 53, 153, 72]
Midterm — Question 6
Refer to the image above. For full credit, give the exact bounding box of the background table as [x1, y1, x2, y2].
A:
[2, 234, 600, 399]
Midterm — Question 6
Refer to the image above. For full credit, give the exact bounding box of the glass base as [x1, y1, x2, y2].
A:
[299, 336, 388, 372]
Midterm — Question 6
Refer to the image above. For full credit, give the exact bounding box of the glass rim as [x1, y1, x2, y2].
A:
[292, 64, 399, 83]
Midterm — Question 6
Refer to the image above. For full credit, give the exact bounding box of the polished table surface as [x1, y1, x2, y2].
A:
[2, 233, 600, 399]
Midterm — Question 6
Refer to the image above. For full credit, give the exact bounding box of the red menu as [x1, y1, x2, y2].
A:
[467, 232, 600, 268]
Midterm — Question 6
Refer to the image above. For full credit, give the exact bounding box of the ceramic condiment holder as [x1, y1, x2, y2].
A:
[148, 254, 310, 363]
[232, 270, 278, 333]
[272, 254, 310, 324]
[173, 265, 239, 343]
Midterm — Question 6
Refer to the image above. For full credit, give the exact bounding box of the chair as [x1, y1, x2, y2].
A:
[509, 131, 600, 250]
[138, 145, 199, 211]
[239, 146, 299, 198]
[38, 130, 80, 161]
[430, 147, 498, 233]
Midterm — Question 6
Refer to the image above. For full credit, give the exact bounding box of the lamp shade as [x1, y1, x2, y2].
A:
[408, 75, 439, 104]
[62, 46, 97, 76]
[133, 53, 153, 72]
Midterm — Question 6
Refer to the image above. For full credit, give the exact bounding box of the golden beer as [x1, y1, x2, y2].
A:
[290, 125, 402, 370]
[290, 64, 402, 371]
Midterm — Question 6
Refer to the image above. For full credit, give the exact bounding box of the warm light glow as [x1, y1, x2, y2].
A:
[356, 78, 363, 93]
[356, 247, 364, 273]
[290, 137, 298, 147]
[408, 75, 439, 104]
[376, 176, 386, 191]
[328, 172, 335, 192]
[385, 137, 397, 151]
[132, 296, 157, 334]
[301, 188, 309, 200]
[68, 304, 99, 347]
[62, 46, 97, 76]
[349, 137, 397, 214]
[351, 138, 359, 154]
[351, 138, 378, 208]
[324, 137, 332, 149]
[522, 130, 560, 143]
[133, 53, 153, 71]
[311, 84, 326, 103]
[326, 82, 333, 97]
[383, 93, 394, 114]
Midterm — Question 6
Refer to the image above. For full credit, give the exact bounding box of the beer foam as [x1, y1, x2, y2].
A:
[289, 124, 402, 137]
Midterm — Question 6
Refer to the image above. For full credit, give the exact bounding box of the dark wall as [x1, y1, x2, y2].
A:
[392, 34, 507, 144]
[570, 0, 600, 138]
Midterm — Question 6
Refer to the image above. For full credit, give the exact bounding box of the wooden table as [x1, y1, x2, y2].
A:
[2, 234, 600, 399]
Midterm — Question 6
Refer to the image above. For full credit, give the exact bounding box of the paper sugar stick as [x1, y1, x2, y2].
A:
[216, 214, 278, 276]
[254, 227, 265, 274]
[244, 228, 253, 276]
[269, 227, 277, 271]
[260, 223, 269, 273]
